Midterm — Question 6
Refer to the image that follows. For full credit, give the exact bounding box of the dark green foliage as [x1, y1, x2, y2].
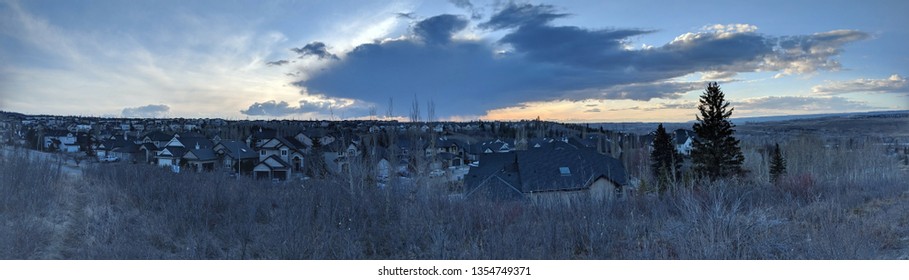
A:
[305, 137, 328, 178]
[691, 82, 745, 180]
[650, 123, 681, 192]
[769, 143, 786, 182]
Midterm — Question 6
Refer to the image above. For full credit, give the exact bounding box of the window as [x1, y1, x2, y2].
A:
[281, 150, 287, 156]
[260, 150, 266, 156]
[559, 167, 570, 176]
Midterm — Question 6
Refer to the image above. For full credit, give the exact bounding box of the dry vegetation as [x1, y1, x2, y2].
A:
[1, 130, 908, 259]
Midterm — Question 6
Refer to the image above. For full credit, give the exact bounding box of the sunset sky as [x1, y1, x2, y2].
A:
[1, 0, 907, 122]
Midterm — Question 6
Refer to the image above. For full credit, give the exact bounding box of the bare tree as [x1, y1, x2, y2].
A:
[410, 94, 421, 123]
[386, 97, 394, 120]
[426, 99, 435, 123]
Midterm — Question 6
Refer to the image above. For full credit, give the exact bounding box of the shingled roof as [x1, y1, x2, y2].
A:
[464, 143, 627, 200]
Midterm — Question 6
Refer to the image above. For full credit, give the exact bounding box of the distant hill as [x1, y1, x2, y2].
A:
[592, 110, 909, 135]
[732, 110, 909, 123]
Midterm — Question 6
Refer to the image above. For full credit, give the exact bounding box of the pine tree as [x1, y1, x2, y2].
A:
[306, 137, 328, 178]
[650, 123, 682, 191]
[769, 143, 786, 183]
[691, 82, 745, 180]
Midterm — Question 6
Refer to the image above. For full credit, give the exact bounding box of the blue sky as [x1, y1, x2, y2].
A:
[1, 0, 906, 122]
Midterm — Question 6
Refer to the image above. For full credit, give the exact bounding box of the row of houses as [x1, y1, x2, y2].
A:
[3, 112, 634, 202]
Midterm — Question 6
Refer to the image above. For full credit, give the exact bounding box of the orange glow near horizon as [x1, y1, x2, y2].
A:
[480, 100, 697, 122]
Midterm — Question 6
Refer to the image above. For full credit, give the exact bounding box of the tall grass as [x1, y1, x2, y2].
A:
[0, 147, 64, 259]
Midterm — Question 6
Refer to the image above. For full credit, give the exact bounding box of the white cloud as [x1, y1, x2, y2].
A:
[812, 74, 908, 95]
[122, 104, 170, 118]
[735, 96, 879, 112]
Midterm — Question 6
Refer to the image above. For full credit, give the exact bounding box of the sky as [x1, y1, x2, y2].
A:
[1, 0, 907, 122]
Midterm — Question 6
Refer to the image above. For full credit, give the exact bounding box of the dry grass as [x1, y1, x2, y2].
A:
[1, 134, 907, 259]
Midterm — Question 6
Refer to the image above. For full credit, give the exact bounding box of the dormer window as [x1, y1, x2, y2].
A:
[260, 150, 266, 156]
[281, 150, 287, 156]
[559, 167, 571, 176]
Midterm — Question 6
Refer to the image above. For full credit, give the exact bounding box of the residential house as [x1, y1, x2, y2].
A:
[109, 143, 141, 162]
[253, 155, 293, 180]
[96, 136, 135, 158]
[464, 143, 627, 202]
[140, 131, 172, 148]
[465, 139, 512, 163]
[674, 129, 696, 156]
[156, 135, 213, 168]
[43, 129, 79, 153]
[182, 143, 218, 172]
[214, 140, 259, 174]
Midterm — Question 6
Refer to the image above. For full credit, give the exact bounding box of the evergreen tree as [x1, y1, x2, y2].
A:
[769, 143, 786, 182]
[306, 137, 328, 178]
[650, 123, 682, 191]
[691, 82, 745, 180]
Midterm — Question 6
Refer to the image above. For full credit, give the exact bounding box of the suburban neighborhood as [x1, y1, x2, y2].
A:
[0, 111, 712, 201]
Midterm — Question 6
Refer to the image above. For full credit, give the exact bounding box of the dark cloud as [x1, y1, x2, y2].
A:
[449, 0, 483, 20]
[294, 4, 870, 118]
[584, 108, 601, 113]
[593, 82, 704, 100]
[413, 14, 469, 44]
[767, 30, 871, 76]
[736, 96, 880, 111]
[479, 3, 568, 30]
[396, 12, 416, 19]
[291, 42, 338, 60]
[240, 100, 331, 116]
[812, 74, 908, 95]
[122, 104, 169, 118]
[266, 60, 289, 66]
[500, 24, 653, 69]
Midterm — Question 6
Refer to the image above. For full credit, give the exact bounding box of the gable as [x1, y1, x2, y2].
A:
[261, 156, 290, 169]
[164, 137, 183, 148]
[183, 150, 199, 160]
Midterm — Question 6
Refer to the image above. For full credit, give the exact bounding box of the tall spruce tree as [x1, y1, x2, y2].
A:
[691, 82, 745, 180]
[769, 143, 786, 182]
[650, 123, 682, 190]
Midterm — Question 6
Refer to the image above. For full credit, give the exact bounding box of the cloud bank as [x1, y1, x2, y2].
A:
[812, 74, 908, 95]
[276, 3, 869, 118]
[736, 96, 879, 112]
[240, 100, 333, 117]
[122, 104, 170, 118]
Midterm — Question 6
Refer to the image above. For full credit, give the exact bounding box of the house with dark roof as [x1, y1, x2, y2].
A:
[156, 146, 187, 167]
[464, 139, 513, 163]
[110, 143, 141, 163]
[138, 143, 158, 164]
[96, 137, 134, 159]
[155, 135, 214, 168]
[214, 140, 259, 174]
[253, 155, 293, 180]
[256, 136, 307, 173]
[464, 143, 627, 202]
[140, 131, 173, 149]
[183, 144, 218, 172]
